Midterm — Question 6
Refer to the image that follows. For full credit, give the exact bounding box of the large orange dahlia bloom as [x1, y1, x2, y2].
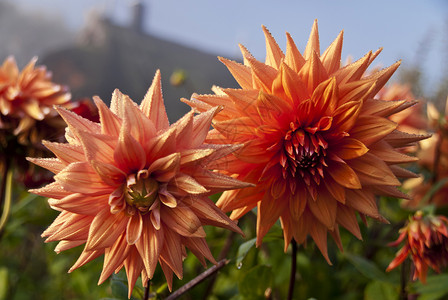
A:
[184, 21, 426, 262]
[29, 71, 249, 296]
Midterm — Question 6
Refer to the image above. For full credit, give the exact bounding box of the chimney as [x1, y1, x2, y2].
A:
[131, 1, 145, 33]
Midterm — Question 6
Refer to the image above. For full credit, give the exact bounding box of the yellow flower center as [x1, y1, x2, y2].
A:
[281, 123, 328, 186]
[125, 172, 159, 213]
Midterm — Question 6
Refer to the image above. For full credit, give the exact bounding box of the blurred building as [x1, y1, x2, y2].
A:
[42, 3, 238, 122]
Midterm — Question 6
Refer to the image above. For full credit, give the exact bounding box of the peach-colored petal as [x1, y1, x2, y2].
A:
[140, 70, 169, 130]
[85, 208, 128, 250]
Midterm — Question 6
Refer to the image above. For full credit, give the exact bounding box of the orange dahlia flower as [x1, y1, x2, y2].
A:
[387, 211, 448, 283]
[376, 83, 426, 135]
[29, 71, 249, 296]
[184, 20, 427, 262]
[0, 56, 71, 187]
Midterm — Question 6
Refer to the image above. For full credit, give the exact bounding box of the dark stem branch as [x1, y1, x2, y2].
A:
[287, 239, 298, 300]
[143, 280, 150, 300]
[400, 259, 409, 300]
[165, 259, 229, 300]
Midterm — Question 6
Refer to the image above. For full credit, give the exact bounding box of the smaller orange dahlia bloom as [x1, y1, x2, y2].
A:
[0, 56, 71, 187]
[376, 83, 426, 135]
[29, 71, 249, 296]
[184, 20, 427, 262]
[387, 211, 448, 283]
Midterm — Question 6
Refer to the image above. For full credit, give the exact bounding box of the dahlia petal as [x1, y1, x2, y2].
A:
[333, 138, 369, 160]
[159, 259, 174, 292]
[122, 93, 157, 145]
[389, 165, 419, 178]
[308, 215, 332, 264]
[48, 193, 107, 216]
[30, 181, 70, 200]
[124, 247, 145, 298]
[159, 228, 184, 279]
[278, 63, 309, 105]
[256, 192, 288, 246]
[161, 204, 206, 238]
[179, 148, 215, 166]
[329, 225, 343, 252]
[27, 157, 65, 174]
[289, 190, 307, 220]
[55, 106, 101, 135]
[93, 96, 122, 136]
[336, 204, 362, 240]
[245, 56, 277, 92]
[140, 70, 169, 130]
[345, 189, 380, 219]
[361, 98, 410, 117]
[192, 169, 253, 192]
[298, 50, 328, 93]
[327, 159, 361, 189]
[321, 30, 343, 75]
[55, 162, 112, 195]
[331, 100, 362, 133]
[85, 208, 128, 251]
[311, 76, 338, 116]
[135, 217, 163, 278]
[262, 25, 284, 69]
[126, 213, 143, 245]
[42, 141, 85, 165]
[2, 56, 19, 78]
[323, 176, 346, 203]
[158, 188, 177, 208]
[285, 32, 305, 72]
[191, 106, 221, 148]
[46, 213, 92, 242]
[99, 233, 130, 284]
[218, 57, 253, 90]
[350, 116, 397, 146]
[385, 130, 431, 148]
[333, 51, 372, 85]
[279, 214, 294, 252]
[114, 122, 146, 173]
[145, 125, 177, 163]
[22, 99, 44, 120]
[304, 19, 320, 59]
[364, 61, 401, 98]
[76, 130, 117, 165]
[148, 153, 180, 182]
[150, 203, 161, 230]
[90, 160, 126, 186]
[172, 110, 193, 148]
[54, 240, 85, 253]
[182, 237, 217, 267]
[349, 153, 400, 186]
[308, 190, 337, 230]
[173, 173, 209, 194]
[386, 245, 410, 272]
[69, 249, 103, 273]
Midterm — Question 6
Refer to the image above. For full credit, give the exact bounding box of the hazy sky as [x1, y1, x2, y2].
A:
[9, 0, 448, 93]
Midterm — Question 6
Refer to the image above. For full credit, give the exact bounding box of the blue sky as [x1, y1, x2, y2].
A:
[11, 0, 448, 93]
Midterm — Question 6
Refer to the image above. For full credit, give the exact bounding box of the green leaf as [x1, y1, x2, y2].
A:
[0, 267, 8, 300]
[238, 265, 273, 299]
[344, 253, 393, 283]
[410, 274, 448, 300]
[364, 281, 398, 300]
[111, 274, 129, 299]
[236, 238, 256, 267]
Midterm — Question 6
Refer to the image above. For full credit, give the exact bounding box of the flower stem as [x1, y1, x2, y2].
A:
[400, 259, 409, 300]
[287, 239, 298, 300]
[165, 259, 229, 300]
[143, 282, 150, 300]
[0, 164, 13, 236]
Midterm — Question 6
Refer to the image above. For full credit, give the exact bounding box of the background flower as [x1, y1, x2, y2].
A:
[184, 20, 427, 262]
[29, 70, 249, 297]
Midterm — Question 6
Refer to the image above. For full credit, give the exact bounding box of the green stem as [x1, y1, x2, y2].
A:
[0, 166, 13, 235]
[287, 239, 298, 300]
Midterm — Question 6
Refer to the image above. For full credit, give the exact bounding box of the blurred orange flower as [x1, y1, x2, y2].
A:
[376, 83, 426, 135]
[387, 211, 448, 283]
[29, 71, 249, 296]
[0, 56, 71, 187]
[184, 20, 426, 262]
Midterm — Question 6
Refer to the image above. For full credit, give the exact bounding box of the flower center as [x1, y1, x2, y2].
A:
[125, 171, 159, 213]
[280, 123, 328, 186]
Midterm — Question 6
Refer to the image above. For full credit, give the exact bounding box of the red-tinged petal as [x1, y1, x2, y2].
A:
[349, 153, 400, 186]
[285, 32, 305, 72]
[54, 240, 85, 253]
[364, 61, 401, 98]
[308, 189, 337, 230]
[126, 213, 143, 245]
[179, 148, 215, 166]
[158, 187, 177, 208]
[304, 20, 320, 59]
[262, 25, 284, 69]
[150, 203, 161, 230]
[90, 160, 126, 186]
[333, 51, 372, 85]
[147, 153, 180, 182]
[182, 237, 217, 266]
[93, 96, 122, 136]
[336, 204, 362, 240]
[161, 204, 206, 238]
[42, 141, 85, 165]
[159, 258, 174, 291]
[173, 173, 208, 194]
[350, 116, 397, 146]
[386, 245, 410, 271]
[298, 50, 328, 94]
[99, 233, 130, 284]
[311, 77, 338, 116]
[114, 122, 146, 173]
[145, 125, 177, 163]
[159, 228, 183, 279]
[85, 208, 128, 251]
[345, 189, 380, 219]
[190, 106, 221, 148]
[308, 215, 332, 264]
[69, 249, 103, 273]
[256, 192, 288, 246]
[278, 63, 309, 105]
[27, 157, 65, 174]
[135, 217, 163, 278]
[246, 56, 278, 93]
[46, 213, 92, 242]
[123, 247, 145, 298]
[321, 30, 343, 75]
[331, 100, 362, 133]
[55, 162, 112, 195]
[289, 190, 307, 220]
[48, 193, 107, 216]
[30, 181, 70, 199]
[332, 138, 369, 160]
[55, 106, 101, 135]
[140, 70, 169, 131]
[218, 57, 253, 89]
[76, 130, 117, 165]
[327, 159, 361, 189]
[192, 169, 252, 193]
